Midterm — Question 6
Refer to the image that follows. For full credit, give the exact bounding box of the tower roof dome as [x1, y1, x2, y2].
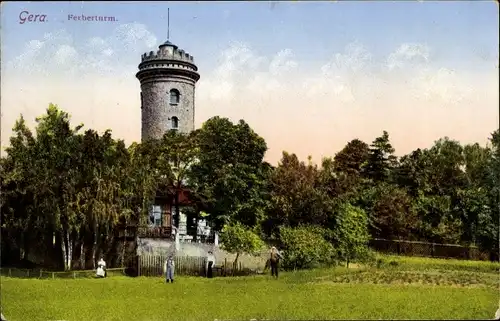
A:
[159, 40, 178, 49]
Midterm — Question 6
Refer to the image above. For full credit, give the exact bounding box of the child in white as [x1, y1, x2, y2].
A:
[164, 256, 175, 283]
[96, 257, 106, 278]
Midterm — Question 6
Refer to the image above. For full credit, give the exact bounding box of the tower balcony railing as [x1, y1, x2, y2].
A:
[137, 225, 173, 239]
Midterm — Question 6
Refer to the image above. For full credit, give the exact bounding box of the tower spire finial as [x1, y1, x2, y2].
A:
[167, 8, 170, 41]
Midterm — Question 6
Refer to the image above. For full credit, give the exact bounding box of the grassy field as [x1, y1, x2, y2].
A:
[1, 255, 499, 321]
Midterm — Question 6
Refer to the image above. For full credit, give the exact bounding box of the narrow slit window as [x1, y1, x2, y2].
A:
[171, 116, 179, 129]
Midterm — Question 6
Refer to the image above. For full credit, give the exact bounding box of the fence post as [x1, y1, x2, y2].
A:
[73, 271, 76, 279]
[39, 270, 42, 278]
[8, 269, 11, 277]
[138, 256, 141, 277]
[27, 270, 30, 278]
[52, 272, 55, 279]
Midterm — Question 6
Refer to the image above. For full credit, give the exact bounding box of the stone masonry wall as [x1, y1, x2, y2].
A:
[141, 77, 195, 140]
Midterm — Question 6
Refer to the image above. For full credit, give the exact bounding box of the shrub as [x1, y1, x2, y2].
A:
[279, 225, 335, 270]
[220, 222, 265, 268]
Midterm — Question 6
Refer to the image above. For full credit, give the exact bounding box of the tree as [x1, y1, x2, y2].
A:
[334, 138, 370, 175]
[365, 131, 398, 183]
[397, 138, 471, 245]
[219, 222, 264, 271]
[156, 130, 199, 229]
[453, 187, 490, 248]
[477, 130, 500, 259]
[413, 193, 462, 244]
[426, 137, 466, 195]
[127, 139, 162, 226]
[463, 143, 491, 186]
[1, 105, 142, 270]
[266, 153, 330, 236]
[189, 117, 268, 230]
[1, 115, 39, 266]
[396, 148, 432, 197]
[317, 138, 370, 203]
[369, 184, 419, 240]
[331, 203, 370, 268]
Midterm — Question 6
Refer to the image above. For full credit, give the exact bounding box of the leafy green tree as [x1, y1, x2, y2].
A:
[397, 138, 471, 245]
[334, 138, 370, 175]
[189, 117, 268, 230]
[453, 187, 490, 248]
[155, 130, 199, 229]
[266, 153, 330, 236]
[396, 148, 432, 197]
[426, 137, 466, 195]
[219, 222, 265, 269]
[29, 104, 85, 269]
[463, 143, 491, 186]
[331, 203, 370, 267]
[1, 105, 143, 270]
[369, 184, 418, 240]
[1, 115, 39, 265]
[477, 130, 500, 259]
[127, 140, 162, 226]
[318, 139, 370, 203]
[413, 194, 462, 244]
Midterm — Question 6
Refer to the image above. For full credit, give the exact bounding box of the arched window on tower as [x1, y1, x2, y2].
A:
[171, 116, 179, 130]
[169, 89, 180, 105]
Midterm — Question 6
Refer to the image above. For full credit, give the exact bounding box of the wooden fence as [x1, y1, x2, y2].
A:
[138, 255, 252, 277]
[370, 238, 490, 261]
[0, 267, 127, 279]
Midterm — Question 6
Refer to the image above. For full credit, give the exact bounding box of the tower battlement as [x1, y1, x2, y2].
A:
[141, 40, 194, 64]
[141, 47, 194, 63]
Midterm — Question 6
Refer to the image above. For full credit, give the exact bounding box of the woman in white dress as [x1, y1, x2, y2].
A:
[96, 257, 106, 278]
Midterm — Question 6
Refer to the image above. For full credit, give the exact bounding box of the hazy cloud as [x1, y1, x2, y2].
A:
[2, 25, 497, 164]
[387, 43, 430, 70]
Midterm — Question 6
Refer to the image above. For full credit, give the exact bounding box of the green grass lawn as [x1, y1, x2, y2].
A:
[1, 256, 499, 321]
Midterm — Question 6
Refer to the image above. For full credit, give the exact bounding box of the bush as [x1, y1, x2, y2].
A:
[279, 225, 335, 270]
[220, 222, 265, 267]
[355, 248, 377, 266]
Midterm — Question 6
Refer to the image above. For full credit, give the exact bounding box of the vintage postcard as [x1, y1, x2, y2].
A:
[1, 1, 499, 321]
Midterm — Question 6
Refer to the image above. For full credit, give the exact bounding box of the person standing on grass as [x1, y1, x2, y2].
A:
[269, 246, 283, 279]
[96, 257, 106, 278]
[164, 255, 175, 283]
[206, 250, 215, 278]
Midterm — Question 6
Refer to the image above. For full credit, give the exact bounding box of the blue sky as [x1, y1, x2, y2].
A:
[1, 1, 498, 163]
[2, 1, 498, 70]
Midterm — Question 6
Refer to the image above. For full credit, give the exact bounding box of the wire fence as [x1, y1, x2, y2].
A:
[370, 238, 490, 261]
[0, 267, 127, 279]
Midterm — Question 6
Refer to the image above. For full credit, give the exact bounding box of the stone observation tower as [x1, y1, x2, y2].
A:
[136, 33, 200, 140]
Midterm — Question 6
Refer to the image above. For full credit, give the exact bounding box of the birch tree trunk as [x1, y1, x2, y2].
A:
[92, 221, 98, 270]
[61, 232, 68, 270]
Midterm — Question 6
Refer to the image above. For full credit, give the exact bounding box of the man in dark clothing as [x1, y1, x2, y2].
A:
[269, 246, 283, 279]
[206, 250, 215, 278]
